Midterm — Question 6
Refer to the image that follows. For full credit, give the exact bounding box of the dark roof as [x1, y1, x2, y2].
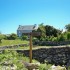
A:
[17, 25, 37, 30]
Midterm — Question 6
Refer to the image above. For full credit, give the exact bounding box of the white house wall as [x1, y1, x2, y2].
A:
[17, 30, 32, 37]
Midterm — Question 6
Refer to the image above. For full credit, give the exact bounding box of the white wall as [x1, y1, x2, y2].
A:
[17, 30, 32, 37]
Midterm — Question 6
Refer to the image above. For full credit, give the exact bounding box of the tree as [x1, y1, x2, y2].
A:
[37, 23, 46, 40]
[45, 25, 61, 37]
[7, 33, 17, 40]
[0, 34, 5, 43]
[57, 34, 66, 41]
[65, 24, 70, 32]
[0, 31, 1, 34]
[66, 32, 70, 40]
[21, 35, 28, 40]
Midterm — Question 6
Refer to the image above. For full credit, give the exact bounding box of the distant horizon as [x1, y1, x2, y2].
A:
[0, 0, 70, 34]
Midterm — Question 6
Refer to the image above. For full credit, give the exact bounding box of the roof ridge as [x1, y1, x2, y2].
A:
[21, 25, 34, 26]
[17, 25, 37, 30]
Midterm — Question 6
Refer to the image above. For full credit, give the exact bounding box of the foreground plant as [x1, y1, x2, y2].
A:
[0, 50, 28, 70]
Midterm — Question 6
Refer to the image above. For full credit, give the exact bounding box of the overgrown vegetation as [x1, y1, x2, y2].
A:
[0, 50, 53, 70]
[33, 23, 70, 42]
[0, 50, 28, 70]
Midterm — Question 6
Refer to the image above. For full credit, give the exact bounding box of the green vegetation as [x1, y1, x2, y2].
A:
[6, 33, 18, 40]
[0, 40, 29, 46]
[0, 34, 6, 43]
[67, 32, 70, 40]
[20, 34, 28, 40]
[32, 23, 70, 42]
[1, 23, 70, 69]
[0, 50, 28, 70]
[0, 50, 52, 70]
[65, 24, 70, 32]
[0, 23, 70, 45]
[39, 63, 52, 70]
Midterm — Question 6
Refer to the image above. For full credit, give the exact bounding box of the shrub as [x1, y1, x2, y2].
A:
[39, 64, 52, 70]
[7, 33, 17, 40]
[0, 34, 6, 43]
[66, 32, 70, 40]
[0, 50, 28, 70]
[58, 34, 66, 41]
[52, 37, 58, 41]
[32, 37, 38, 42]
[46, 36, 49, 41]
[21, 35, 28, 40]
[39, 64, 46, 70]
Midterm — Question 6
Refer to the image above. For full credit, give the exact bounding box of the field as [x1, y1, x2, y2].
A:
[0, 40, 68, 70]
[0, 39, 29, 46]
[0, 39, 50, 50]
[0, 40, 68, 50]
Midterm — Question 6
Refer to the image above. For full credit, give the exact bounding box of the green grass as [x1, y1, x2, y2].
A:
[0, 39, 29, 46]
[0, 39, 51, 50]
[0, 50, 28, 70]
[39, 63, 52, 70]
[0, 39, 67, 50]
[0, 50, 52, 70]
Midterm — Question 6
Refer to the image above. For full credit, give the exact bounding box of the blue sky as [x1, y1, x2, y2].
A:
[0, 0, 70, 34]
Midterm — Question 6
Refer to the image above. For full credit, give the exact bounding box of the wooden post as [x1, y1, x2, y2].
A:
[23, 32, 41, 63]
[29, 33, 32, 63]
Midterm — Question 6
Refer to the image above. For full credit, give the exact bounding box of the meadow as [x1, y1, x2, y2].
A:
[0, 39, 51, 50]
[0, 40, 68, 70]
[0, 39, 29, 46]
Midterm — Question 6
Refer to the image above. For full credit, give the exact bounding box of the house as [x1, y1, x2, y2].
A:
[17, 24, 38, 37]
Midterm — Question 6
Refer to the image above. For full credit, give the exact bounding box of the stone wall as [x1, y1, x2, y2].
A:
[0, 44, 29, 50]
[17, 46, 70, 65]
[33, 41, 70, 46]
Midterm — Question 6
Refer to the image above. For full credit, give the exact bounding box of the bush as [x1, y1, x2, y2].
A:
[0, 50, 28, 70]
[39, 64, 52, 70]
[39, 64, 46, 70]
[46, 36, 49, 41]
[66, 32, 70, 40]
[49, 36, 54, 41]
[32, 37, 38, 42]
[0, 34, 6, 43]
[21, 35, 28, 40]
[7, 33, 17, 40]
[52, 37, 58, 41]
[58, 34, 66, 41]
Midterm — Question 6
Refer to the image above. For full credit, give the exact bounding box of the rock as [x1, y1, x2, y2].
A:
[48, 65, 66, 70]
[23, 62, 40, 70]
[2, 66, 10, 70]
[10, 64, 17, 70]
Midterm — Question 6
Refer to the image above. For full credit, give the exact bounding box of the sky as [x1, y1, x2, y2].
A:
[0, 0, 70, 34]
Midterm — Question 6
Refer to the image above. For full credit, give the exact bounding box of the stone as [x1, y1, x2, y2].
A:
[10, 64, 17, 70]
[23, 62, 40, 70]
[48, 65, 66, 70]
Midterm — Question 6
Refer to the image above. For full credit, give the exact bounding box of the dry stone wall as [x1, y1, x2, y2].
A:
[17, 47, 70, 66]
[0, 44, 29, 50]
[33, 41, 70, 46]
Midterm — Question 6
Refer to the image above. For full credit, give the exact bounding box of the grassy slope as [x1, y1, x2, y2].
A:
[0, 39, 50, 50]
[0, 40, 67, 50]
[0, 39, 29, 46]
[0, 50, 52, 70]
